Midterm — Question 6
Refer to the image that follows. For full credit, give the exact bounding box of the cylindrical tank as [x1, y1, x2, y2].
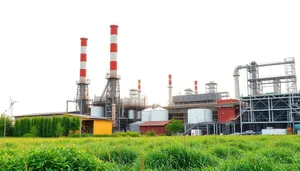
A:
[128, 110, 134, 119]
[150, 107, 169, 121]
[91, 106, 104, 117]
[137, 111, 141, 119]
[187, 108, 213, 124]
[142, 108, 152, 122]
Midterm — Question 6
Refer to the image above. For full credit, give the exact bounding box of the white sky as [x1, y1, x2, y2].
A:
[1, 0, 300, 115]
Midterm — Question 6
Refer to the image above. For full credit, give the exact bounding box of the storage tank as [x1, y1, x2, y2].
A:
[137, 111, 141, 120]
[91, 106, 104, 117]
[187, 108, 213, 124]
[128, 110, 134, 119]
[141, 108, 152, 122]
[151, 107, 169, 121]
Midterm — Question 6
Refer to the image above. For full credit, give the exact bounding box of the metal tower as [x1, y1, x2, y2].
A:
[76, 38, 89, 114]
[102, 25, 121, 130]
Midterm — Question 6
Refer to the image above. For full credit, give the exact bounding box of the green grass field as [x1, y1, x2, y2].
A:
[1, 135, 300, 170]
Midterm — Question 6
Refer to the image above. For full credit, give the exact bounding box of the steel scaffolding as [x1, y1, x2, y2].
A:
[238, 93, 300, 132]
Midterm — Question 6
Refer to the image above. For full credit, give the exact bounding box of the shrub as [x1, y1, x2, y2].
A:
[113, 132, 129, 137]
[22, 133, 36, 138]
[23, 147, 111, 170]
[126, 132, 140, 137]
[145, 131, 156, 137]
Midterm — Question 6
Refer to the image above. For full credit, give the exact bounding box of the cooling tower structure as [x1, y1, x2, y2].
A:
[76, 37, 90, 114]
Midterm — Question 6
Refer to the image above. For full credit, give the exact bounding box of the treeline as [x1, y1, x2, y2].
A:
[0, 114, 13, 137]
[1, 115, 80, 137]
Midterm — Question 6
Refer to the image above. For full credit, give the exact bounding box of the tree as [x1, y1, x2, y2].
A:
[0, 113, 13, 137]
[166, 118, 184, 135]
[69, 117, 80, 134]
[55, 123, 64, 137]
[27, 125, 37, 137]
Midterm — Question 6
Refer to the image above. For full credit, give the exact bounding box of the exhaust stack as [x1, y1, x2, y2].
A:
[194, 80, 198, 94]
[168, 74, 173, 105]
[110, 25, 118, 78]
[138, 79, 141, 98]
[79, 38, 88, 83]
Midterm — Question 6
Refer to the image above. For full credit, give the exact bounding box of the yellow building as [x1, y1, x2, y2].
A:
[65, 114, 113, 135]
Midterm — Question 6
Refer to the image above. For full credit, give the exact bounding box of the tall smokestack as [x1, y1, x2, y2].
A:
[168, 74, 173, 105]
[110, 25, 118, 78]
[79, 38, 88, 83]
[138, 79, 141, 98]
[194, 80, 198, 94]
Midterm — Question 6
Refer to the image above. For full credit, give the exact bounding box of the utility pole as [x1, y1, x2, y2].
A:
[3, 110, 7, 138]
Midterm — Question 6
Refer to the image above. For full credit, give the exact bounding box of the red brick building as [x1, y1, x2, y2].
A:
[140, 121, 171, 135]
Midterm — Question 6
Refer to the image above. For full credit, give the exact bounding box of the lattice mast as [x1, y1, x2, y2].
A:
[103, 25, 121, 129]
[76, 38, 89, 114]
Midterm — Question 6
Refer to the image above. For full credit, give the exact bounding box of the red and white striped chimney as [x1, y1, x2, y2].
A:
[168, 74, 173, 105]
[79, 37, 88, 83]
[110, 25, 118, 78]
[138, 79, 141, 98]
[194, 80, 198, 94]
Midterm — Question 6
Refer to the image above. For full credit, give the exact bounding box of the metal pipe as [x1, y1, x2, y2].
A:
[233, 65, 248, 100]
[233, 60, 294, 100]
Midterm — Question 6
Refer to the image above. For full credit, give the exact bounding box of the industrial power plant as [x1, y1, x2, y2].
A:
[14, 24, 300, 136]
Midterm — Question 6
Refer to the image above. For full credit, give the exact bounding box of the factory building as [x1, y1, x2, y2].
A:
[13, 23, 300, 136]
[166, 57, 300, 135]
[234, 57, 300, 133]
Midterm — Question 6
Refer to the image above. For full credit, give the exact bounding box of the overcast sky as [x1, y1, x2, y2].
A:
[1, 0, 300, 115]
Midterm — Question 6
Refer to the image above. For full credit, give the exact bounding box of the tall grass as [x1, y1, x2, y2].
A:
[1, 135, 300, 170]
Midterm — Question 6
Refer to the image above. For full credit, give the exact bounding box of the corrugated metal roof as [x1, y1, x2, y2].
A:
[140, 120, 170, 126]
[64, 114, 112, 121]
[14, 111, 78, 117]
[129, 121, 144, 125]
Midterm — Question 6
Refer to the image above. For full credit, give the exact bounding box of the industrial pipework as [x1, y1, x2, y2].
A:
[168, 74, 173, 105]
[233, 59, 295, 100]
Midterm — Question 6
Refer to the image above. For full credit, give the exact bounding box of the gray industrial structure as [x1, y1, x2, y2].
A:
[234, 57, 300, 133]
[63, 29, 299, 135]
[165, 57, 300, 135]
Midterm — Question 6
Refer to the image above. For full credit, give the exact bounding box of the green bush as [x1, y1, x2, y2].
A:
[113, 132, 129, 137]
[145, 130, 156, 137]
[23, 147, 111, 170]
[126, 132, 140, 137]
[22, 133, 36, 138]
